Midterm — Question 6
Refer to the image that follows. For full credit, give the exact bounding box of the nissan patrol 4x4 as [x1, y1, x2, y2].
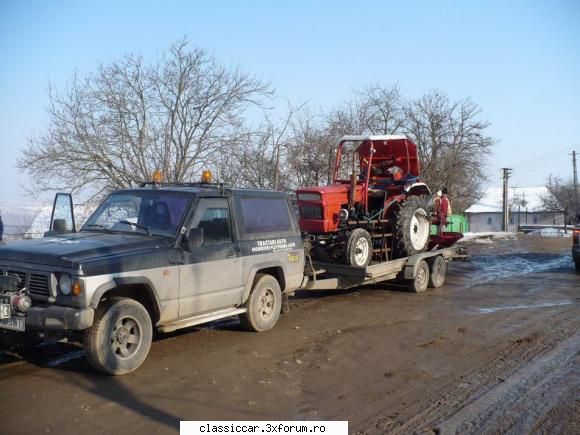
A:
[0, 182, 304, 374]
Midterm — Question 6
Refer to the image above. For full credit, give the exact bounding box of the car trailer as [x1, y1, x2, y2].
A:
[300, 246, 469, 293]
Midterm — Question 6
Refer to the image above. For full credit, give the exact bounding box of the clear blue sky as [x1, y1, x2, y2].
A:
[1, 0, 579, 202]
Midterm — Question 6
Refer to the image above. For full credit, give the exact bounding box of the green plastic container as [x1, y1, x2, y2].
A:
[430, 214, 469, 235]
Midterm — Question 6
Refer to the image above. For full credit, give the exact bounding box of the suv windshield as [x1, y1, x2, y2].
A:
[82, 191, 191, 238]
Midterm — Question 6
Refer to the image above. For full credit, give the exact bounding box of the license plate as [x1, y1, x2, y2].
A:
[0, 316, 25, 332]
[0, 303, 10, 319]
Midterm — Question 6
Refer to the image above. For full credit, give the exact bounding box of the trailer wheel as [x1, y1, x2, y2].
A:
[84, 297, 152, 375]
[345, 228, 372, 267]
[408, 260, 430, 293]
[428, 256, 447, 288]
[240, 274, 282, 332]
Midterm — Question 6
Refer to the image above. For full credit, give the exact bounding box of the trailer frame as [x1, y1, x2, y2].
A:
[300, 245, 468, 293]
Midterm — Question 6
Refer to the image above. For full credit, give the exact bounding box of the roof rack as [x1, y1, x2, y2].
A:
[139, 181, 230, 190]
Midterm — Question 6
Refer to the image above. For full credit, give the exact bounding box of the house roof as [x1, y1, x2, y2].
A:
[465, 186, 550, 214]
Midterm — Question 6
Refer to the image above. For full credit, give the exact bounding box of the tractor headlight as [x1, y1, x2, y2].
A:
[339, 209, 349, 222]
[59, 274, 72, 295]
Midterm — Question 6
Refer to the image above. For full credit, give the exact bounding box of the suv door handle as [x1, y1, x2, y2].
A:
[226, 249, 238, 258]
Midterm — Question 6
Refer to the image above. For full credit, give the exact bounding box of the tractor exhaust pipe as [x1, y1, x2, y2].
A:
[349, 172, 356, 211]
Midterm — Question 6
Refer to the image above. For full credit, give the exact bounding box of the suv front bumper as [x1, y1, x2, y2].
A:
[26, 306, 95, 331]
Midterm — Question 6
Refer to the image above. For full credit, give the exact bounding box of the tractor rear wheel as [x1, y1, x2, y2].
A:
[393, 196, 431, 258]
[345, 228, 372, 267]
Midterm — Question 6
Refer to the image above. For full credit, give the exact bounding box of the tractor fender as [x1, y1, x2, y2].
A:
[404, 182, 431, 196]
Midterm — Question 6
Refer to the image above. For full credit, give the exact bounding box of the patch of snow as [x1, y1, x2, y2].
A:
[476, 300, 573, 314]
[460, 231, 518, 242]
[527, 228, 572, 238]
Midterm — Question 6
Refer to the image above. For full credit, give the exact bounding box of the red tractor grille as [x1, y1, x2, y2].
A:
[300, 205, 323, 220]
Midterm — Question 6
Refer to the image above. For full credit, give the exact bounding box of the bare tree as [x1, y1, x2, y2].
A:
[286, 108, 337, 187]
[403, 91, 494, 212]
[18, 39, 272, 199]
[216, 102, 300, 190]
[541, 175, 576, 224]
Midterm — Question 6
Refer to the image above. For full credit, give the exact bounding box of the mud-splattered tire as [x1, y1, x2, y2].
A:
[345, 228, 372, 267]
[393, 196, 431, 258]
[84, 297, 152, 375]
[408, 260, 430, 293]
[428, 255, 447, 288]
[240, 274, 282, 332]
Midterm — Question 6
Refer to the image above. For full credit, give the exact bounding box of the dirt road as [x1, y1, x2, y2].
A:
[1, 235, 578, 434]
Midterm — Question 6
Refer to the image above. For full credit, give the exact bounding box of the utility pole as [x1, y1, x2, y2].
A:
[501, 168, 512, 232]
[573, 150, 579, 223]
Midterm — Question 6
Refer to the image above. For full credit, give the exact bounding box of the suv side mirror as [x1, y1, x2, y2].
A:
[52, 219, 67, 234]
[183, 227, 204, 251]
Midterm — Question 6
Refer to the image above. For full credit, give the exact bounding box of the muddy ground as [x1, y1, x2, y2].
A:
[0, 235, 578, 434]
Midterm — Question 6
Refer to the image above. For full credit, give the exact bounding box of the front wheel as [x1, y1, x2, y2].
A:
[345, 228, 372, 267]
[240, 274, 282, 332]
[84, 297, 153, 375]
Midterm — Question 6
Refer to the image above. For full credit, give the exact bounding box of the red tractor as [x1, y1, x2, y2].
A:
[297, 135, 433, 267]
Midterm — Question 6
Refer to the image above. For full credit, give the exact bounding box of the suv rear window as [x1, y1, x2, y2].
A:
[239, 198, 292, 235]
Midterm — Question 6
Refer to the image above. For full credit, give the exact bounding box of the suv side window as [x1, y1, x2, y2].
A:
[239, 197, 292, 235]
[191, 198, 232, 244]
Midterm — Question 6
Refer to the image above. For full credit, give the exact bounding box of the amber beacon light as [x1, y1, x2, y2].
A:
[201, 170, 213, 183]
[152, 170, 163, 183]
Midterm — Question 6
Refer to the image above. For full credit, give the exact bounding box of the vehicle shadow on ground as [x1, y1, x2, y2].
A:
[0, 339, 182, 430]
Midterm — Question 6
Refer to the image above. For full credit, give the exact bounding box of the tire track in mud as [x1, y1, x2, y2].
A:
[369, 313, 580, 434]
[435, 329, 580, 434]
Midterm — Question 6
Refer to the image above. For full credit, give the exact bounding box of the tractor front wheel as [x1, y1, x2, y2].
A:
[345, 228, 372, 267]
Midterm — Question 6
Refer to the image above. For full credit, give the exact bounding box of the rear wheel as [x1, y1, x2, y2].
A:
[393, 196, 431, 258]
[345, 228, 372, 267]
[407, 259, 430, 293]
[240, 274, 282, 332]
[84, 297, 152, 375]
[428, 255, 447, 288]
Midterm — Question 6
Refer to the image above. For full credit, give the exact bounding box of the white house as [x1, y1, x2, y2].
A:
[465, 186, 565, 232]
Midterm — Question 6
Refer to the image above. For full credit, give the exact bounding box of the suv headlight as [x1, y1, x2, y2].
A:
[59, 274, 72, 295]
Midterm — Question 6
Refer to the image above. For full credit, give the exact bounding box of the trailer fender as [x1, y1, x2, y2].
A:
[403, 255, 423, 280]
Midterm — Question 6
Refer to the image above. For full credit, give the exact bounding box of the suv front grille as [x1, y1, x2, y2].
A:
[300, 205, 323, 220]
[0, 268, 50, 297]
[29, 274, 50, 296]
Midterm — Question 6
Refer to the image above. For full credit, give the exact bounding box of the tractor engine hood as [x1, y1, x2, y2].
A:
[296, 184, 363, 206]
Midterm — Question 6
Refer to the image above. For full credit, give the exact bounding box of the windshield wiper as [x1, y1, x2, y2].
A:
[118, 220, 152, 236]
[83, 224, 113, 233]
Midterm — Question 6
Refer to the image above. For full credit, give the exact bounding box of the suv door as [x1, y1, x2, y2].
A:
[178, 198, 243, 317]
